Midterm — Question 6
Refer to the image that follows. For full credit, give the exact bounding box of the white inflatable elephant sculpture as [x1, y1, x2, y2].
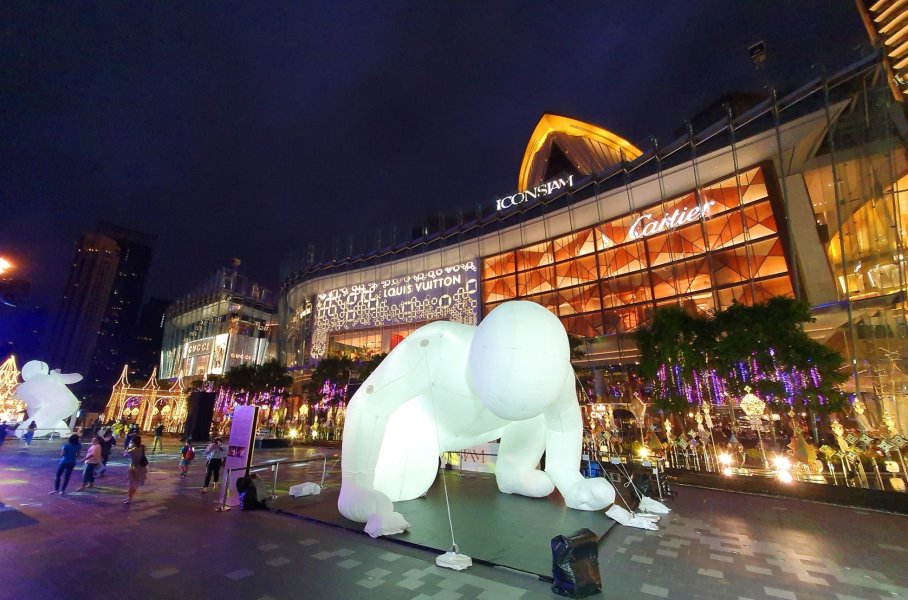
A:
[338, 300, 667, 538]
[14, 360, 82, 437]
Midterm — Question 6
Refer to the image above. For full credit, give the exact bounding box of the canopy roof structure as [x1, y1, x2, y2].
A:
[517, 113, 643, 192]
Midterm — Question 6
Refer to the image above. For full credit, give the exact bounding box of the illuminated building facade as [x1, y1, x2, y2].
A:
[160, 264, 278, 381]
[102, 365, 188, 432]
[281, 57, 908, 435]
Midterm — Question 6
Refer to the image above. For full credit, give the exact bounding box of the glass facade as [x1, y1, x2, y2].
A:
[482, 165, 793, 337]
[280, 57, 908, 438]
[160, 268, 278, 380]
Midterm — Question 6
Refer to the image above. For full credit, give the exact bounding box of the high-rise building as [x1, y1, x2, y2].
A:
[129, 297, 171, 379]
[45, 233, 121, 377]
[46, 223, 156, 410]
[87, 223, 156, 403]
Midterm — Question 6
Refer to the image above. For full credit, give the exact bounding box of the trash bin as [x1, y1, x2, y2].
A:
[551, 528, 602, 598]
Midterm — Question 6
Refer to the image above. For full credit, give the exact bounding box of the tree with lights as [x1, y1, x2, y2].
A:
[637, 297, 848, 416]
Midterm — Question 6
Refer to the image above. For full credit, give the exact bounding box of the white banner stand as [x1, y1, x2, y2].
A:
[221, 405, 259, 508]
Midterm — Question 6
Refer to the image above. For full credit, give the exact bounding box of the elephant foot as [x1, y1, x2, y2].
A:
[606, 504, 659, 531]
[497, 469, 554, 498]
[364, 511, 411, 538]
[638, 496, 671, 514]
[561, 477, 616, 511]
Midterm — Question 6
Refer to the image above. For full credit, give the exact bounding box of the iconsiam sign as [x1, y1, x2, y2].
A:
[495, 175, 575, 211]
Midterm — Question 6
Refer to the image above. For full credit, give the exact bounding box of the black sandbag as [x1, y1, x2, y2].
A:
[629, 471, 652, 509]
[551, 528, 602, 598]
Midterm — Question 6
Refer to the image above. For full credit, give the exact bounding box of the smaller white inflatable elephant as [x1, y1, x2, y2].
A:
[14, 360, 82, 438]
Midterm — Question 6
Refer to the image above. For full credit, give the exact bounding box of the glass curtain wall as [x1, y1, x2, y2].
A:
[801, 79, 908, 435]
[482, 165, 793, 338]
[483, 63, 907, 435]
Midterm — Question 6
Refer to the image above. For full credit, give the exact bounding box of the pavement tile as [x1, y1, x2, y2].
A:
[149, 567, 179, 579]
[297, 538, 319, 546]
[311, 550, 334, 560]
[764, 587, 797, 600]
[641, 583, 669, 597]
[334, 547, 355, 557]
[698, 568, 724, 579]
[225, 568, 254, 580]
[398, 578, 424, 591]
[265, 557, 291, 567]
[632, 554, 654, 565]
[356, 578, 384, 589]
[379, 551, 403, 562]
[710, 553, 734, 563]
[365, 567, 391, 578]
[257, 543, 279, 551]
[336, 558, 362, 569]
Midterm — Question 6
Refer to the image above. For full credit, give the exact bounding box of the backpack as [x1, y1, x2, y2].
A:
[184, 446, 195, 460]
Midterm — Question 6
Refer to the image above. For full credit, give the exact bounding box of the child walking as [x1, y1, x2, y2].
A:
[76, 436, 102, 491]
[179, 440, 195, 478]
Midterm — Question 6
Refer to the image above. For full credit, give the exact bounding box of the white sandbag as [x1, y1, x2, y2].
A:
[289, 482, 322, 497]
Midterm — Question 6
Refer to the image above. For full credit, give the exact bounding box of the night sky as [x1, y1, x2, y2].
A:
[1, 2, 867, 312]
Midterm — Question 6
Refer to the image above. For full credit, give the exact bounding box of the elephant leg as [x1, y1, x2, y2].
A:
[374, 398, 440, 502]
[496, 415, 554, 498]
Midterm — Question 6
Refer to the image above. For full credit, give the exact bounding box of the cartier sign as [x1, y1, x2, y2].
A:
[626, 200, 716, 241]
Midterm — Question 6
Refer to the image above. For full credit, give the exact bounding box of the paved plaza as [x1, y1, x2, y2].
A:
[1, 437, 906, 599]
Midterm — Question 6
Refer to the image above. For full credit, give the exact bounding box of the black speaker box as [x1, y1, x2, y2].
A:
[183, 391, 216, 442]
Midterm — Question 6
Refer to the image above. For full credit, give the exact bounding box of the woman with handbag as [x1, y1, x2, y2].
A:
[201, 438, 226, 493]
[124, 434, 148, 504]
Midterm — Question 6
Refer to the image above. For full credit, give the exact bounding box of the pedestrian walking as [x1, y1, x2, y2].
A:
[76, 436, 102, 491]
[97, 428, 115, 477]
[152, 422, 165, 453]
[50, 434, 82, 495]
[124, 434, 148, 504]
[201, 438, 226, 493]
[0, 420, 9, 446]
[23, 420, 37, 447]
[179, 439, 195, 478]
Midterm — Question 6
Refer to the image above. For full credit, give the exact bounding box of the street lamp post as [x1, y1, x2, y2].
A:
[740, 386, 768, 469]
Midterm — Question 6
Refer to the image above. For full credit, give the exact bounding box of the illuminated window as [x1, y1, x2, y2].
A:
[480, 165, 793, 339]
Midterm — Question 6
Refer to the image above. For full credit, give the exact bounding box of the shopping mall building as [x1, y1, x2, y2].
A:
[160, 264, 279, 381]
[279, 56, 908, 434]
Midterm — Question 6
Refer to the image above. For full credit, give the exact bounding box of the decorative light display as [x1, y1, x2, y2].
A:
[0, 356, 24, 422]
[103, 366, 188, 432]
[739, 386, 766, 419]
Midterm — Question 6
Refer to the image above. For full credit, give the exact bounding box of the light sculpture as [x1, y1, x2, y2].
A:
[338, 301, 667, 537]
[740, 386, 768, 468]
[14, 361, 82, 437]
